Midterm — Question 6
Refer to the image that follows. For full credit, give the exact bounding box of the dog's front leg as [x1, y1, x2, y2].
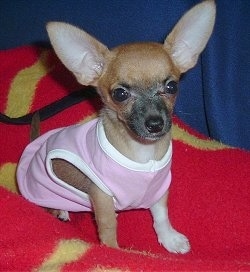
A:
[89, 183, 118, 248]
[52, 159, 118, 247]
[150, 191, 190, 254]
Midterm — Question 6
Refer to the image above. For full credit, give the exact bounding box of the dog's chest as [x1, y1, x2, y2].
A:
[129, 141, 157, 163]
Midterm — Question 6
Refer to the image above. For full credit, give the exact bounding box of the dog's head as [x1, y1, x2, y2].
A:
[47, 0, 215, 142]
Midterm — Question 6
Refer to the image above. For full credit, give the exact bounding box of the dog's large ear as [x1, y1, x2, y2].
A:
[164, 0, 216, 73]
[46, 22, 109, 86]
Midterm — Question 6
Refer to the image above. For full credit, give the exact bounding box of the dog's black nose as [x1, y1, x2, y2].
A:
[145, 116, 164, 133]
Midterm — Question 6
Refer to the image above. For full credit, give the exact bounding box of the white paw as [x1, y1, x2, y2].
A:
[58, 210, 70, 221]
[158, 229, 190, 254]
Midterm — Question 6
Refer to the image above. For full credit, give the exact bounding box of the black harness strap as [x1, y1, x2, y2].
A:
[0, 87, 98, 125]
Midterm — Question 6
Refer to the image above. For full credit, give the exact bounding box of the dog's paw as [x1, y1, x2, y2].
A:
[158, 229, 190, 254]
[46, 208, 70, 221]
[58, 210, 70, 221]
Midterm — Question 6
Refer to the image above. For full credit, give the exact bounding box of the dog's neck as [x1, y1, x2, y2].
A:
[101, 110, 171, 163]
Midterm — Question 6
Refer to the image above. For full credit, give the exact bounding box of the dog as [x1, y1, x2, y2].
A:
[17, 0, 215, 254]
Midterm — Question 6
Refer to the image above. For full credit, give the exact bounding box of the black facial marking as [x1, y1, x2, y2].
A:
[126, 92, 172, 141]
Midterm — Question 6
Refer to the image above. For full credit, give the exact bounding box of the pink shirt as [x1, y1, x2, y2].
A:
[17, 119, 172, 212]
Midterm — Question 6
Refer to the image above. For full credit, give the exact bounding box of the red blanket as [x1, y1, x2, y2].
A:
[0, 46, 249, 271]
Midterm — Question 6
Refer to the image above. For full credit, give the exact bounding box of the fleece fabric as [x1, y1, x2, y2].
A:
[0, 46, 249, 271]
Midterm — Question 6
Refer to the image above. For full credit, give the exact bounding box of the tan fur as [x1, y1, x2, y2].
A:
[46, 0, 216, 252]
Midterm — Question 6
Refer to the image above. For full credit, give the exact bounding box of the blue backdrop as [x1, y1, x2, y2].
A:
[0, 0, 249, 149]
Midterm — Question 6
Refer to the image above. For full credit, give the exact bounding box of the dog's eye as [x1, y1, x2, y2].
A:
[112, 87, 131, 102]
[165, 81, 178, 94]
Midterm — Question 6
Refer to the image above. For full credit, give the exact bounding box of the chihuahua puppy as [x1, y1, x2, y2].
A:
[17, 0, 215, 254]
